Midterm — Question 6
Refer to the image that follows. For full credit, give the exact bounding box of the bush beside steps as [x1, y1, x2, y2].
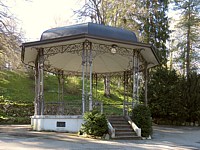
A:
[78, 110, 109, 139]
[131, 105, 152, 138]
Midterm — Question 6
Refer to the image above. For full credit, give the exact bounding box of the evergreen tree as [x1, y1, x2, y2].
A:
[147, 68, 182, 121]
[179, 72, 200, 123]
[173, 0, 200, 76]
[139, 0, 170, 65]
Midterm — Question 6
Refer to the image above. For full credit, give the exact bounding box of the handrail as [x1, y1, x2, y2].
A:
[107, 120, 115, 138]
[125, 115, 141, 137]
[93, 101, 103, 114]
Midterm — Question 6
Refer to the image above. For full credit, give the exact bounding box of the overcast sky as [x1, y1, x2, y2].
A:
[8, 0, 84, 41]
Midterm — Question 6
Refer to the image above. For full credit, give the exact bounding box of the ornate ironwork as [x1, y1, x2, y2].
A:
[41, 40, 145, 60]
[36, 39, 147, 77]
[43, 42, 83, 59]
[43, 62, 146, 77]
[83, 40, 91, 50]
[91, 42, 142, 57]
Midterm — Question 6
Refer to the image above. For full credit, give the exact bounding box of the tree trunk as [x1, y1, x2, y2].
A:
[186, 1, 191, 78]
[104, 75, 110, 97]
[183, 48, 186, 76]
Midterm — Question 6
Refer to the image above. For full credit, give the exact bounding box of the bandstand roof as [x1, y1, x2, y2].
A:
[21, 22, 160, 75]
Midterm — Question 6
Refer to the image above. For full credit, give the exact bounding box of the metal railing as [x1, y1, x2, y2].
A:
[44, 100, 132, 116]
[44, 101, 82, 115]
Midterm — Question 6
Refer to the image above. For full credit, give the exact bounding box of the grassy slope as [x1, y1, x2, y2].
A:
[0, 71, 34, 102]
[0, 70, 125, 115]
[0, 71, 82, 102]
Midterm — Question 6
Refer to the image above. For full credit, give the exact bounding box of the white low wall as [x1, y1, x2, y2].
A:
[31, 115, 84, 132]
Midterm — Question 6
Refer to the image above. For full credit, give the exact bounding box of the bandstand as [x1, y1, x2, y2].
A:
[21, 22, 159, 135]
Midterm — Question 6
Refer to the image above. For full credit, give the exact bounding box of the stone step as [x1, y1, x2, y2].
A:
[113, 135, 142, 140]
[115, 131, 137, 136]
[108, 115, 123, 118]
[115, 128, 134, 132]
[109, 116, 124, 118]
[108, 118, 125, 121]
[111, 124, 132, 128]
[108, 116, 141, 140]
[108, 118, 128, 124]
[110, 121, 129, 124]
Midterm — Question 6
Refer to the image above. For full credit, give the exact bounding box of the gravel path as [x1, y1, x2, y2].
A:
[0, 125, 200, 150]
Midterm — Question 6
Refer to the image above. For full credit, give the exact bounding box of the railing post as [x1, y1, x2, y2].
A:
[37, 48, 44, 115]
[82, 43, 86, 115]
[144, 62, 148, 106]
[89, 42, 93, 111]
[100, 102, 103, 114]
[123, 101, 124, 116]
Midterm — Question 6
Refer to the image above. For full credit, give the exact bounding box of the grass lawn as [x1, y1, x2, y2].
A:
[0, 70, 128, 124]
[0, 70, 34, 102]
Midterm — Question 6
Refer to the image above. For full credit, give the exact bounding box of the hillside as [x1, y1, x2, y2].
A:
[0, 70, 125, 124]
[0, 71, 34, 102]
[0, 71, 83, 102]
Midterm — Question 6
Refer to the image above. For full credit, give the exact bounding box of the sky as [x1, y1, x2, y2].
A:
[8, 0, 84, 41]
[6, 1, 179, 43]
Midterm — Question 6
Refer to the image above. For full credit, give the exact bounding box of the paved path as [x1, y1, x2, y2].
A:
[0, 125, 200, 150]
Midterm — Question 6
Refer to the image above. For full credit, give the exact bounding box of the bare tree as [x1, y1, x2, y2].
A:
[0, 0, 24, 70]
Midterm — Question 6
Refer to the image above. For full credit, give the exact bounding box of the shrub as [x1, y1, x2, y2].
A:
[0, 98, 34, 124]
[131, 105, 152, 137]
[81, 110, 108, 137]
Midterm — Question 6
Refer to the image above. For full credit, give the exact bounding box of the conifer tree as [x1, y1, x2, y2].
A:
[139, 0, 170, 66]
[173, 0, 200, 76]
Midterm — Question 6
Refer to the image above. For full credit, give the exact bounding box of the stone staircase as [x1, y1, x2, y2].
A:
[108, 116, 141, 140]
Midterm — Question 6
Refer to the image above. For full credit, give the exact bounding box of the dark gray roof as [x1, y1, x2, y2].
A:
[40, 22, 138, 43]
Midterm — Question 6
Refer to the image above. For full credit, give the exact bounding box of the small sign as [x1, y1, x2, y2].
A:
[57, 121, 66, 127]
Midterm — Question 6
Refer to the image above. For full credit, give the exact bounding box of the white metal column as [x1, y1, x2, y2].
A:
[144, 62, 148, 106]
[132, 51, 140, 107]
[37, 48, 44, 115]
[81, 45, 86, 114]
[82, 40, 93, 113]
[89, 44, 93, 111]
[34, 58, 39, 115]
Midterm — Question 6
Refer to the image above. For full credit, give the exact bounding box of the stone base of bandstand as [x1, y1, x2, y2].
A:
[31, 115, 84, 132]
